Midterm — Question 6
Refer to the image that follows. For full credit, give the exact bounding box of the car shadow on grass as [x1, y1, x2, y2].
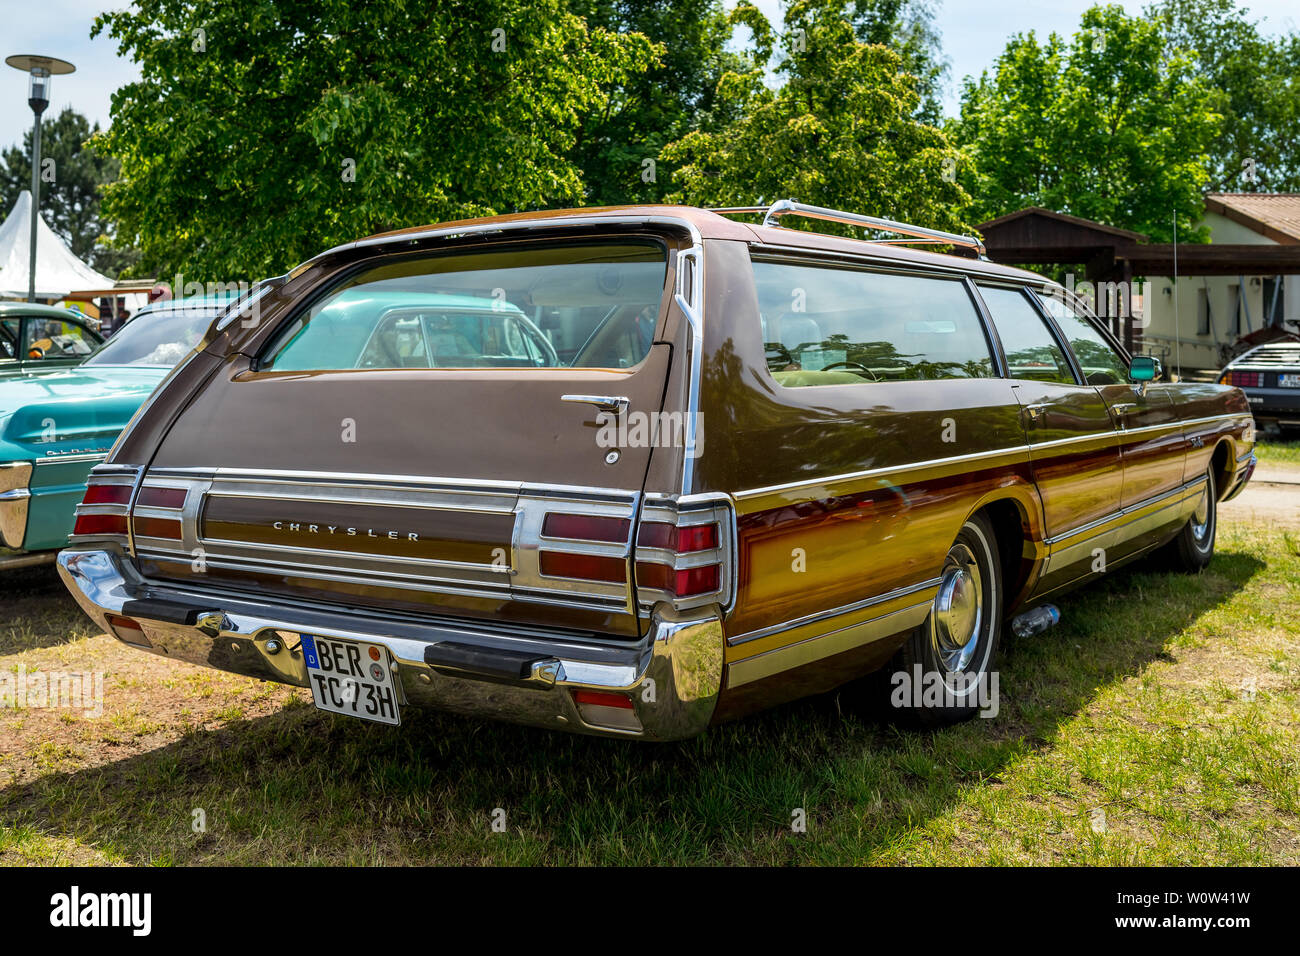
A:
[0, 563, 98, 655]
[0, 547, 1267, 865]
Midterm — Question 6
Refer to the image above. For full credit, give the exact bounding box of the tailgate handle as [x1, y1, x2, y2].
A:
[561, 394, 629, 417]
[424, 641, 562, 685]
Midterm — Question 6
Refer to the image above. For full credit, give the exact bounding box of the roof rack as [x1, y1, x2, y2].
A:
[711, 199, 986, 256]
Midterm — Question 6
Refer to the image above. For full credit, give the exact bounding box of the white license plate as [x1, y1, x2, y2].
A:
[300, 634, 400, 725]
[1280, 374, 1300, 388]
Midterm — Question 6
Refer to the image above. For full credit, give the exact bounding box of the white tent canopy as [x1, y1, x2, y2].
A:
[0, 189, 114, 300]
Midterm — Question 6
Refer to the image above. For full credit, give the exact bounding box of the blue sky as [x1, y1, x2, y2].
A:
[1, 0, 1298, 153]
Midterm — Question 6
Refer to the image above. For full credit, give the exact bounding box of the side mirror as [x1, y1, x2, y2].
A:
[1130, 355, 1162, 383]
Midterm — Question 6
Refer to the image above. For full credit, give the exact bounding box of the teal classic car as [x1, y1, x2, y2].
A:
[0, 298, 227, 569]
[0, 302, 104, 378]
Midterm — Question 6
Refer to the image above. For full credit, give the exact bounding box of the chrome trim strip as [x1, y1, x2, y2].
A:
[735, 412, 1249, 504]
[727, 600, 932, 688]
[727, 575, 943, 647]
[1043, 475, 1207, 548]
[33, 452, 108, 466]
[675, 243, 705, 496]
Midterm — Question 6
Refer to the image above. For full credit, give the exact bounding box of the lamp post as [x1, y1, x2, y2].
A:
[5, 54, 76, 303]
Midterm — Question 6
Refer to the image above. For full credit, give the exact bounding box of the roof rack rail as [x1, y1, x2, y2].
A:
[711, 199, 986, 256]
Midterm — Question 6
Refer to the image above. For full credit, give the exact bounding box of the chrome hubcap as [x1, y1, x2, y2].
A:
[931, 543, 983, 673]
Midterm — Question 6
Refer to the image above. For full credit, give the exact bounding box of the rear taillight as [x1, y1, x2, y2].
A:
[131, 482, 188, 544]
[537, 550, 626, 583]
[71, 471, 135, 545]
[634, 497, 732, 609]
[1223, 371, 1263, 387]
[106, 614, 151, 648]
[571, 689, 640, 732]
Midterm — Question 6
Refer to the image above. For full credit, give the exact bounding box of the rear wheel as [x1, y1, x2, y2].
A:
[885, 513, 1003, 726]
[1161, 464, 1217, 572]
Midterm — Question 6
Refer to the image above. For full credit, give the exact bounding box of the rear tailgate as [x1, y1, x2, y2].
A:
[122, 234, 692, 638]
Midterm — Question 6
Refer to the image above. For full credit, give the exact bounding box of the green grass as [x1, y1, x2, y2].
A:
[1, 526, 1298, 865]
[1255, 438, 1300, 467]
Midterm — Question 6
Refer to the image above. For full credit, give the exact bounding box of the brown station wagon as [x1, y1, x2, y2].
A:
[57, 200, 1257, 738]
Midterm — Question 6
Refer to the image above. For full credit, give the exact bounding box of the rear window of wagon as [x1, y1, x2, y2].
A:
[261, 241, 669, 372]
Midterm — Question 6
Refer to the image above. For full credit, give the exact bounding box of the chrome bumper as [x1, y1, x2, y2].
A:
[57, 548, 724, 741]
[1222, 452, 1257, 502]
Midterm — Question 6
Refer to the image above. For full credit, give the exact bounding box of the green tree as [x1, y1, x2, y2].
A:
[0, 108, 135, 277]
[1148, 0, 1300, 191]
[663, 0, 973, 236]
[847, 0, 949, 123]
[92, 0, 657, 279]
[568, 0, 744, 205]
[952, 4, 1223, 241]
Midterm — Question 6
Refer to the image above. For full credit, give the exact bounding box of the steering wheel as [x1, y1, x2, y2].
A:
[822, 360, 878, 381]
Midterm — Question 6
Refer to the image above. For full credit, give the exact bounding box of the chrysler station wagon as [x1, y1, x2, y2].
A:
[56, 201, 1257, 738]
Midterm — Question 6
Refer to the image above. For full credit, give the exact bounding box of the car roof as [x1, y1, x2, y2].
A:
[0, 302, 90, 320]
[347, 204, 1054, 288]
[131, 295, 235, 319]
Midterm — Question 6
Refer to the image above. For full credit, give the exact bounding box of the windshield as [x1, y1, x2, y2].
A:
[84, 304, 217, 367]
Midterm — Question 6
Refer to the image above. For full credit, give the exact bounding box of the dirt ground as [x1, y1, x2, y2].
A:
[1220, 463, 1300, 529]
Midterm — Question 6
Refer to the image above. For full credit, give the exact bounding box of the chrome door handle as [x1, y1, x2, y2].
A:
[1023, 403, 1047, 422]
[561, 394, 629, 417]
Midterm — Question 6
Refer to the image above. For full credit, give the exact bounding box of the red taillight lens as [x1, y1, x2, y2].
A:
[72, 513, 128, 537]
[132, 516, 183, 540]
[1225, 371, 1263, 387]
[538, 550, 627, 583]
[637, 521, 719, 552]
[572, 690, 634, 710]
[636, 561, 720, 597]
[81, 484, 131, 506]
[674, 564, 720, 597]
[676, 523, 719, 553]
[106, 614, 150, 647]
[137, 486, 187, 509]
[542, 513, 630, 542]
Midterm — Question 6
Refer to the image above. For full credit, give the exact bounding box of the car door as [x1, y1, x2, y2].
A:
[1035, 292, 1186, 556]
[977, 283, 1123, 594]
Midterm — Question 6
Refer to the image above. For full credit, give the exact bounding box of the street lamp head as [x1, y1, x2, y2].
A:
[5, 54, 75, 115]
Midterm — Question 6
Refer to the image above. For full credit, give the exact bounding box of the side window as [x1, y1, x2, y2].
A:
[0, 319, 17, 359]
[979, 286, 1076, 385]
[1037, 293, 1130, 386]
[23, 317, 98, 360]
[752, 260, 995, 386]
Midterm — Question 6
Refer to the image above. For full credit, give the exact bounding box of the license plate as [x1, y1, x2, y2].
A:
[1280, 374, 1300, 388]
[300, 634, 400, 725]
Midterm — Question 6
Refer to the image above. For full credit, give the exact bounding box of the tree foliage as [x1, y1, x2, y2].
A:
[92, 0, 658, 279]
[952, 4, 1223, 241]
[663, 0, 973, 236]
[0, 108, 134, 277]
[567, 0, 744, 205]
[1148, 0, 1300, 192]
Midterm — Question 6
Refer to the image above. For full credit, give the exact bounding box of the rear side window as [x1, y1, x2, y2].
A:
[979, 285, 1076, 385]
[752, 260, 995, 386]
[262, 241, 668, 372]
